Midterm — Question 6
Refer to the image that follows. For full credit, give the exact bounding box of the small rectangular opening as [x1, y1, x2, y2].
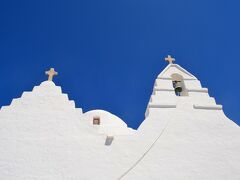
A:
[93, 116, 100, 125]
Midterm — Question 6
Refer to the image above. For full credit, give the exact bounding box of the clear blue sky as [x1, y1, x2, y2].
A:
[0, 0, 239, 129]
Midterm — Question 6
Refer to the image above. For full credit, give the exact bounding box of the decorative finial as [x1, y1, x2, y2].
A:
[45, 68, 58, 81]
[165, 55, 175, 64]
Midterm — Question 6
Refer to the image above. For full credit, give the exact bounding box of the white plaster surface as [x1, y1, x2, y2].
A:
[0, 64, 239, 180]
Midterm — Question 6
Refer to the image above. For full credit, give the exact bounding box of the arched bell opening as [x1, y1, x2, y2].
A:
[171, 74, 188, 96]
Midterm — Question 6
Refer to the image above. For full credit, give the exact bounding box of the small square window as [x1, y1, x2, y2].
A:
[93, 116, 100, 125]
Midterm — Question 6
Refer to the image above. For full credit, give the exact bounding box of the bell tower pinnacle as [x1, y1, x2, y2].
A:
[165, 55, 175, 64]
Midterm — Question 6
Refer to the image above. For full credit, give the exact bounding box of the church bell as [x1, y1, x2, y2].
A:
[174, 82, 182, 92]
[173, 81, 182, 95]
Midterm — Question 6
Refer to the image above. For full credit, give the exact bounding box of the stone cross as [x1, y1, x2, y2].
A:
[45, 68, 58, 81]
[165, 55, 175, 64]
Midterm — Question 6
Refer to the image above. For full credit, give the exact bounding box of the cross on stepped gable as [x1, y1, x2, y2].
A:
[45, 68, 58, 81]
[165, 55, 175, 64]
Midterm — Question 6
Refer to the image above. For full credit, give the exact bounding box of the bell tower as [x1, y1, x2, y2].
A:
[144, 55, 222, 118]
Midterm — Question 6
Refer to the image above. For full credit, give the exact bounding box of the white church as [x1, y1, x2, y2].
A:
[0, 55, 239, 180]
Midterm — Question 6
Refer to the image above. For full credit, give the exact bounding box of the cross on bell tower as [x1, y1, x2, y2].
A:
[165, 55, 175, 64]
[45, 68, 58, 81]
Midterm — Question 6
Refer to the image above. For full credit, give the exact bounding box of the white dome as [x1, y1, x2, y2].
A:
[82, 110, 135, 135]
